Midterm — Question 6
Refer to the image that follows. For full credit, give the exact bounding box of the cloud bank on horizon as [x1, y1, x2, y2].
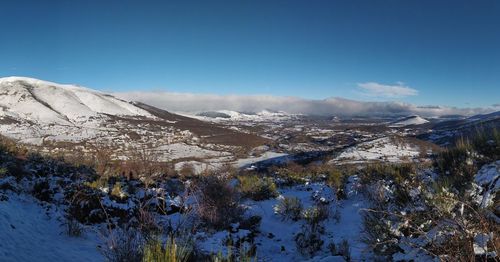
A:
[114, 90, 496, 117]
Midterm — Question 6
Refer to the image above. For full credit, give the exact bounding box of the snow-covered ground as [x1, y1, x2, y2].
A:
[234, 151, 289, 168]
[196, 176, 370, 261]
[333, 137, 421, 163]
[0, 194, 102, 262]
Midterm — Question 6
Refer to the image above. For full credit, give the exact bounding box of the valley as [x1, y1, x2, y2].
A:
[0, 77, 498, 261]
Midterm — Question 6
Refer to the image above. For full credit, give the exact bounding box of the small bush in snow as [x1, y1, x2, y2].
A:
[436, 138, 477, 192]
[85, 177, 108, 190]
[63, 217, 84, 237]
[101, 227, 144, 262]
[239, 215, 262, 232]
[302, 204, 329, 230]
[32, 179, 53, 202]
[0, 167, 7, 178]
[142, 236, 192, 262]
[111, 182, 128, 200]
[361, 209, 400, 257]
[195, 175, 244, 230]
[210, 241, 257, 262]
[326, 168, 347, 199]
[328, 239, 351, 261]
[359, 162, 417, 186]
[238, 175, 278, 201]
[274, 196, 303, 221]
[295, 226, 324, 257]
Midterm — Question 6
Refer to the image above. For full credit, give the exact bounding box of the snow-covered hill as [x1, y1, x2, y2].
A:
[389, 115, 429, 127]
[0, 77, 269, 163]
[0, 77, 151, 125]
[193, 109, 297, 122]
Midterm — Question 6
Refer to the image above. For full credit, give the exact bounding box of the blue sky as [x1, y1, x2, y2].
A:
[1, 0, 499, 108]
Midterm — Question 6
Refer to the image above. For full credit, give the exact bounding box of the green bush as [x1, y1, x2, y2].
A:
[436, 138, 477, 192]
[143, 237, 192, 262]
[210, 242, 257, 262]
[326, 168, 348, 199]
[238, 175, 278, 201]
[359, 162, 417, 185]
[111, 182, 128, 199]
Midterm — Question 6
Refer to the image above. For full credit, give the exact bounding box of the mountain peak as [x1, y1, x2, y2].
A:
[0, 77, 151, 125]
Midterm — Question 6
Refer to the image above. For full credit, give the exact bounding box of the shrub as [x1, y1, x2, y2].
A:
[295, 226, 323, 256]
[63, 217, 83, 237]
[111, 182, 128, 200]
[326, 169, 347, 199]
[178, 163, 196, 178]
[361, 209, 401, 257]
[0, 167, 7, 178]
[32, 179, 53, 202]
[239, 215, 262, 232]
[469, 128, 500, 161]
[142, 237, 192, 262]
[101, 227, 144, 262]
[238, 175, 278, 201]
[67, 187, 106, 224]
[85, 177, 108, 190]
[302, 205, 329, 230]
[273, 162, 307, 185]
[196, 176, 244, 230]
[436, 138, 477, 192]
[359, 162, 417, 185]
[136, 207, 161, 243]
[328, 240, 351, 261]
[210, 241, 257, 262]
[337, 240, 351, 261]
[274, 196, 303, 221]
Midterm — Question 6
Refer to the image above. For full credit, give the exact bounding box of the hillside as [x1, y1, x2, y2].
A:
[389, 115, 429, 127]
[0, 77, 271, 168]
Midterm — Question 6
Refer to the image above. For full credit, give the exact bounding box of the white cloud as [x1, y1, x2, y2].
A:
[358, 82, 418, 98]
[114, 91, 494, 117]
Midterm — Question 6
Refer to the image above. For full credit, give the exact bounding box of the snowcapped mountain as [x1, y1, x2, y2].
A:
[0, 77, 268, 157]
[389, 115, 429, 127]
[0, 77, 151, 125]
[194, 109, 298, 122]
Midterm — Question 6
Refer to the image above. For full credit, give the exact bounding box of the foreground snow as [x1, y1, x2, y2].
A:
[197, 176, 370, 261]
[0, 194, 102, 262]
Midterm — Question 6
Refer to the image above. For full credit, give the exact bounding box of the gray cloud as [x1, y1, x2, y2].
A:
[114, 91, 494, 117]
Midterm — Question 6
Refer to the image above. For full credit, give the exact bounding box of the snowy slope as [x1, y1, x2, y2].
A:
[0, 194, 102, 262]
[389, 115, 429, 127]
[333, 137, 421, 163]
[0, 76, 151, 125]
